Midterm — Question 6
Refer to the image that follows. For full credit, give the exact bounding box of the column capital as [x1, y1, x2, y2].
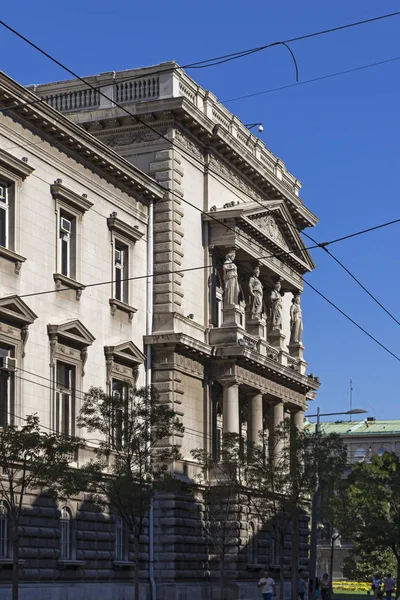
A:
[219, 380, 239, 389]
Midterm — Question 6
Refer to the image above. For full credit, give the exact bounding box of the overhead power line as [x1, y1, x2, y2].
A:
[15, 217, 400, 300]
[223, 54, 400, 104]
[1, 18, 400, 355]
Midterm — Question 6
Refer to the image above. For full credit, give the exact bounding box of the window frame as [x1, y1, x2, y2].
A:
[114, 241, 129, 304]
[60, 506, 72, 561]
[55, 361, 76, 437]
[0, 501, 10, 559]
[114, 515, 125, 562]
[0, 345, 16, 428]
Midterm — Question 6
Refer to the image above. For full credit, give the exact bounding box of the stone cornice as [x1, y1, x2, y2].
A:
[51, 182, 94, 213]
[0, 74, 164, 203]
[107, 214, 144, 242]
[55, 96, 317, 229]
[0, 148, 34, 180]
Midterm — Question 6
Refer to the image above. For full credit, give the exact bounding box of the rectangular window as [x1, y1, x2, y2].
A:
[0, 346, 15, 428]
[112, 379, 129, 450]
[56, 362, 76, 436]
[114, 244, 129, 303]
[0, 183, 9, 248]
[59, 212, 76, 279]
[115, 516, 124, 561]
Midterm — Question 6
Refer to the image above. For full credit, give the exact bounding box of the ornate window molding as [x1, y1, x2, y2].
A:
[107, 212, 144, 243]
[0, 295, 37, 358]
[104, 341, 145, 388]
[0, 149, 34, 180]
[51, 181, 93, 214]
[47, 320, 95, 375]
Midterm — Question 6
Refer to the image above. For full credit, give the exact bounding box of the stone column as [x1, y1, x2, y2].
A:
[247, 393, 263, 445]
[269, 400, 285, 459]
[292, 408, 304, 431]
[222, 383, 240, 434]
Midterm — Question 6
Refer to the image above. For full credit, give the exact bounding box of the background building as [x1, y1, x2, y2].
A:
[0, 62, 320, 599]
[305, 417, 400, 579]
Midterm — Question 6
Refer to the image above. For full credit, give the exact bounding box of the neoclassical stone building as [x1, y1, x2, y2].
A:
[0, 64, 319, 599]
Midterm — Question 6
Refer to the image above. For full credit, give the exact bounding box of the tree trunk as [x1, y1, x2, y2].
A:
[134, 533, 140, 600]
[280, 531, 285, 600]
[291, 510, 299, 600]
[12, 535, 19, 600]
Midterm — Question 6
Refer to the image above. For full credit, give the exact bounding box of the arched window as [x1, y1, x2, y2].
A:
[248, 521, 258, 564]
[377, 447, 388, 457]
[0, 502, 8, 558]
[60, 507, 72, 560]
[354, 448, 366, 462]
[115, 516, 124, 561]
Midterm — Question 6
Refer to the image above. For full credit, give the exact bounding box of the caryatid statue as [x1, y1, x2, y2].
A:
[223, 250, 239, 306]
[249, 266, 263, 320]
[290, 293, 303, 344]
[269, 278, 283, 331]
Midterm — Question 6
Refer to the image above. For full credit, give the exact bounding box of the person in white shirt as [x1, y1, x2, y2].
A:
[258, 570, 276, 600]
[384, 574, 395, 600]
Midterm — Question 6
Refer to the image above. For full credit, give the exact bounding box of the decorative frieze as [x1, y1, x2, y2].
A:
[98, 126, 169, 148]
[209, 153, 267, 203]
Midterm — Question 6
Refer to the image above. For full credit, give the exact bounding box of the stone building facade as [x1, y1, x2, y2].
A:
[0, 63, 320, 599]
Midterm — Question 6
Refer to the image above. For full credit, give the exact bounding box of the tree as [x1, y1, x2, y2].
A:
[77, 385, 184, 600]
[191, 433, 247, 600]
[0, 414, 85, 600]
[245, 420, 347, 600]
[319, 477, 365, 583]
[343, 544, 396, 581]
[348, 452, 400, 595]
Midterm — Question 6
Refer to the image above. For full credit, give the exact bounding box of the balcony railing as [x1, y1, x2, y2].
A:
[29, 65, 302, 199]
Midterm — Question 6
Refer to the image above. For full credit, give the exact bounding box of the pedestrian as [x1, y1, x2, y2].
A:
[258, 570, 277, 600]
[321, 573, 331, 600]
[384, 574, 395, 600]
[372, 575, 382, 600]
[299, 573, 307, 600]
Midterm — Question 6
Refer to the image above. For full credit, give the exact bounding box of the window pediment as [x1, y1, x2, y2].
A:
[107, 213, 144, 243]
[51, 182, 93, 214]
[104, 341, 145, 366]
[47, 319, 95, 349]
[0, 295, 37, 327]
[104, 341, 145, 385]
[0, 149, 34, 180]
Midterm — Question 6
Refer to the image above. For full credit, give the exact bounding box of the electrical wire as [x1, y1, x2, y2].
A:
[1, 18, 400, 354]
[12, 217, 399, 300]
[222, 54, 400, 104]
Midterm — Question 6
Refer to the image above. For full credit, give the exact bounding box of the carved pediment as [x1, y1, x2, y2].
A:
[47, 319, 95, 348]
[0, 295, 37, 327]
[104, 341, 145, 366]
[247, 213, 290, 250]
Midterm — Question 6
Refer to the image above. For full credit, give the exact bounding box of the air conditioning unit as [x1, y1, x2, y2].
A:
[60, 217, 72, 234]
[0, 357, 16, 371]
[115, 249, 123, 264]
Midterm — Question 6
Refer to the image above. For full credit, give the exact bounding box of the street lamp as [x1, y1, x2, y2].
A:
[306, 407, 368, 592]
[244, 122, 263, 133]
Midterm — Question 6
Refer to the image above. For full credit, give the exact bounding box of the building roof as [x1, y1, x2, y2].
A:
[0, 70, 164, 202]
[304, 419, 400, 437]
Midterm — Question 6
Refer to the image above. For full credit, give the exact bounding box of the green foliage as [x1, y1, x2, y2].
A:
[78, 385, 184, 527]
[343, 545, 397, 581]
[78, 385, 184, 597]
[0, 414, 85, 600]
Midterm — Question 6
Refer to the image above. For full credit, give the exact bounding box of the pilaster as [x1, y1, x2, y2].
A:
[150, 148, 185, 315]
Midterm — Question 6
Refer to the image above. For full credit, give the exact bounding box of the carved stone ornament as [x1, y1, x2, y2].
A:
[248, 266, 263, 320]
[223, 250, 239, 307]
[21, 325, 29, 358]
[80, 348, 88, 377]
[175, 130, 204, 162]
[99, 126, 168, 148]
[249, 214, 290, 250]
[208, 154, 265, 203]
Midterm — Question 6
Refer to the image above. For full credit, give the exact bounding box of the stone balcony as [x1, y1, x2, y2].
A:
[27, 62, 304, 204]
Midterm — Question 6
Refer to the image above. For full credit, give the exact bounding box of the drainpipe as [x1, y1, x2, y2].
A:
[146, 200, 156, 600]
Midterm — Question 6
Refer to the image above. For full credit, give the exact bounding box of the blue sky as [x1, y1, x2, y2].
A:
[1, 0, 400, 419]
